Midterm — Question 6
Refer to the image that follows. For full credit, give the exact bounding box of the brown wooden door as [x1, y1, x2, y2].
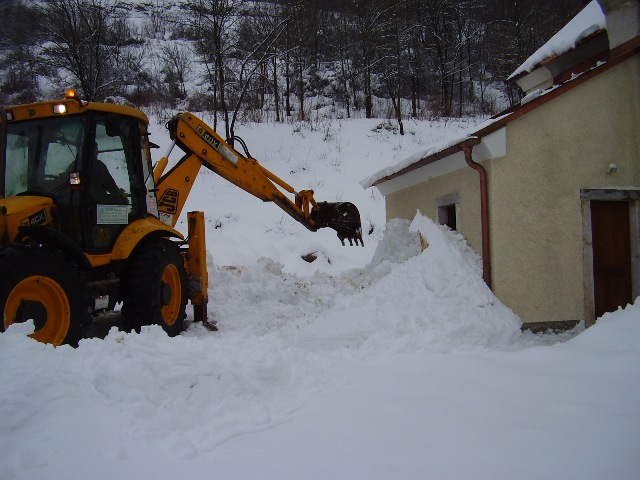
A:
[591, 200, 633, 318]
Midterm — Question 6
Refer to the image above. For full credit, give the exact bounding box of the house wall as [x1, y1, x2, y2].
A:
[384, 53, 640, 325]
[492, 54, 639, 324]
[385, 165, 483, 256]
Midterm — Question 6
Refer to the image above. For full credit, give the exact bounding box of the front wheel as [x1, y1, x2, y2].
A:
[121, 239, 187, 336]
[0, 247, 86, 346]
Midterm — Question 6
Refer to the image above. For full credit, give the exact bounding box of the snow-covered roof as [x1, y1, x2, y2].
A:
[508, 1, 607, 80]
[360, 115, 510, 189]
[360, 134, 476, 189]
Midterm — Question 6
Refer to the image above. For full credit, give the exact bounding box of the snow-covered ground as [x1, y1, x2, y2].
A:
[1, 117, 638, 479]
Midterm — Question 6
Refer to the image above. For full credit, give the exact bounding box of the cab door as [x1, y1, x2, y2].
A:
[84, 114, 146, 254]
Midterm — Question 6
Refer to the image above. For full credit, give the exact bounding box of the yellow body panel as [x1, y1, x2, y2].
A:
[5, 97, 148, 125]
[155, 154, 203, 228]
[110, 217, 183, 262]
[0, 196, 56, 242]
[186, 212, 207, 299]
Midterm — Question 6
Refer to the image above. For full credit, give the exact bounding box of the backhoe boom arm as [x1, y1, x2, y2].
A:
[153, 112, 363, 246]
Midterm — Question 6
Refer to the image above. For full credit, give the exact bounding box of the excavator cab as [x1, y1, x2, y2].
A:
[0, 95, 179, 345]
[2, 107, 157, 253]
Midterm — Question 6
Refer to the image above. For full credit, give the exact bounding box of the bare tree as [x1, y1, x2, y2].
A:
[143, 0, 171, 39]
[236, 2, 292, 122]
[228, 8, 287, 139]
[352, 0, 393, 118]
[0, 45, 42, 104]
[276, 0, 308, 120]
[379, 1, 409, 134]
[2, 0, 587, 119]
[332, 14, 358, 118]
[187, 0, 287, 141]
[186, 0, 238, 133]
[36, 0, 135, 101]
[160, 42, 191, 101]
[0, 0, 43, 103]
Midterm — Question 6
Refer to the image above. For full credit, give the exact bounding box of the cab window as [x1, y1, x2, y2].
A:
[87, 114, 144, 251]
[5, 115, 85, 203]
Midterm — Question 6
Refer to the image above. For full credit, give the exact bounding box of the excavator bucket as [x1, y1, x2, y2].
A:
[313, 202, 364, 246]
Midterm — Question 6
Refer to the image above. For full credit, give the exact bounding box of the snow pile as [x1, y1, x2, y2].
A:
[302, 214, 521, 355]
[565, 296, 640, 353]
[207, 212, 521, 356]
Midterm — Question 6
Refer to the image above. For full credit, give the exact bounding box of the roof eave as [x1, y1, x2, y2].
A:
[508, 28, 609, 85]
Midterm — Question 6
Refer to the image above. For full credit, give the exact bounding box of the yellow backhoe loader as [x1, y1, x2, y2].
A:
[0, 90, 362, 346]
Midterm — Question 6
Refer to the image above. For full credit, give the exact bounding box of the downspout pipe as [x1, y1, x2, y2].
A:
[461, 139, 492, 290]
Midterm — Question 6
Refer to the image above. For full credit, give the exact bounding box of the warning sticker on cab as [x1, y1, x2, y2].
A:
[97, 205, 129, 225]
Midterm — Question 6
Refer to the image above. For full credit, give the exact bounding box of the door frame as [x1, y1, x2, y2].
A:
[581, 189, 640, 326]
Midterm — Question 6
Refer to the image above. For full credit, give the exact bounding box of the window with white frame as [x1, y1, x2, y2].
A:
[437, 193, 459, 231]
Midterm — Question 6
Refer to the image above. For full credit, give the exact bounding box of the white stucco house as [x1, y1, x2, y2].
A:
[362, 0, 640, 330]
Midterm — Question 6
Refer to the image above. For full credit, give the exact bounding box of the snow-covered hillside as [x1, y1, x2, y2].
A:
[1, 117, 638, 480]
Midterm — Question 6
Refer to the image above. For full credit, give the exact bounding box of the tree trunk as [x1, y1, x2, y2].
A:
[364, 65, 373, 118]
[273, 57, 280, 122]
[285, 51, 291, 116]
[297, 60, 304, 120]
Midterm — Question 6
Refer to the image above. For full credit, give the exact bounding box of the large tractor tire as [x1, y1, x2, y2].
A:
[121, 238, 187, 337]
[0, 247, 86, 346]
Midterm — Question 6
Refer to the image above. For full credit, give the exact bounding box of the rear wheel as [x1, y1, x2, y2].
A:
[0, 247, 86, 346]
[121, 239, 187, 336]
